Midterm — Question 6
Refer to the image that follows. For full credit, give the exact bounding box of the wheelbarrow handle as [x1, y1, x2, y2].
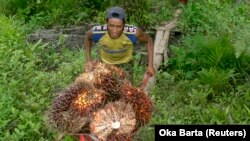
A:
[140, 74, 151, 90]
[80, 134, 85, 141]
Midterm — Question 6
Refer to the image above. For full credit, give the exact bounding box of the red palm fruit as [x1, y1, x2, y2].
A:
[47, 80, 107, 133]
[69, 83, 107, 115]
[120, 83, 153, 127]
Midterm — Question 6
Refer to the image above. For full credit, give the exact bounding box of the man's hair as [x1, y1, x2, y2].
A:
[106, 7, 126, 23]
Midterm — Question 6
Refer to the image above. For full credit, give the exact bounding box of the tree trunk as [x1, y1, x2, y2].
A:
[143, 9, 182, 94]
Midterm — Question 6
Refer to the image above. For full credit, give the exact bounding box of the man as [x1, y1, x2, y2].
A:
[84, 6, 156, 80]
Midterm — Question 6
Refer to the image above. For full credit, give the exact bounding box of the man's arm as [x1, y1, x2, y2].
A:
[136, 28, 156, 76]
[83, 28, 94, 71]
[84, 29, 93, 63]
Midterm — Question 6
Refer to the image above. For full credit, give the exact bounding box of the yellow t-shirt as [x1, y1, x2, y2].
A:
[92, 24, 137, 64]
[98, 32, 133, 64]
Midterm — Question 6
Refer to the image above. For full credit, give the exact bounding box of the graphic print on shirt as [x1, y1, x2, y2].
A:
[92, 24, 137, 64]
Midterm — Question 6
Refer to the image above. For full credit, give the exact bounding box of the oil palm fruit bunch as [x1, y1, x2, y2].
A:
[76, 61, 129, 98]
[120, 83, 153, 127]
[106, 134, 132, 141]
[47, 80, 107, 134]
[89, 100, 136, 141]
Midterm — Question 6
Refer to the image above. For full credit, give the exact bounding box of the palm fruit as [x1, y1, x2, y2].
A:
[76, 61, 128, 98]
[47, 80, 107, 134]
[89, 100, 136, 141]
[69, 84, 106, 115]
[120, 83, 153, 127]
[107, 134, 132, 141]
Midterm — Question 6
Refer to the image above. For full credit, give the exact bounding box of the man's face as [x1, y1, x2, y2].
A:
[107, 18, 124, 39]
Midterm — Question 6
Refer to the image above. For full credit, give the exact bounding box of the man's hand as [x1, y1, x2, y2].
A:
[146, 65, 156, 77]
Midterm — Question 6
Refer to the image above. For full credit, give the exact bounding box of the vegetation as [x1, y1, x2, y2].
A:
[0, 0, 249, 141]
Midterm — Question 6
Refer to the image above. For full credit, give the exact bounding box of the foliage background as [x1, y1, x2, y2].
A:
[0, 0, 250, 140]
